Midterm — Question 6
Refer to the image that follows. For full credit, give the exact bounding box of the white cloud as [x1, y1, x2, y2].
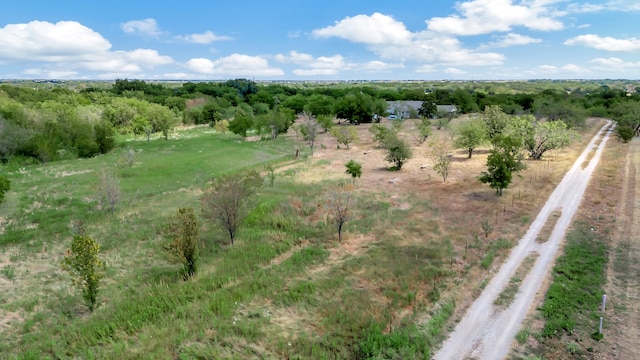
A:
[590, 57, 640, 68]
[274, 51, 315, 65]
[480, 32, 543, 49]
[359, 61, 404, 71]
[561, 64, 587, 73]
[162, 72, 192, 79]
[311, 13, 505, 69]
[23, 68, 79, 79]
[392, 32, 505, 66]
[565, 34, 640, 51]
[276, 51, 402, 76]
[537, 64, 559, 73]
[312, 12, 412, 45]
[416, 64, 437, 73]
[426, 0, 564, 36]
[566, 3, 605, 13]
[0, 20, 111, 61]
[605, 0, 640, 11]
[121, 18, 163, 37]
[175, 31, 232, 44]
[0, 20, 174, 77]
[444, 67, 466, 75]
[186, 54, 283, 77]
[277, 51, 351, 76]
[526, 63, 589, 76]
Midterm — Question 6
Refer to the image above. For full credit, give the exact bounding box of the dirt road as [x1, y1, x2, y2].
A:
[601, 135, 640, 359]
[434, 121, 614, 360]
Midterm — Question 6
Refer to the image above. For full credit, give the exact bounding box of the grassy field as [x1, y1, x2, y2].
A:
[0, 119, 610, 359]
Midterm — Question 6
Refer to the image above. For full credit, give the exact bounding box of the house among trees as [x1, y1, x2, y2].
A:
[386, 101, 457, 119]
[436, 105, 458, 118]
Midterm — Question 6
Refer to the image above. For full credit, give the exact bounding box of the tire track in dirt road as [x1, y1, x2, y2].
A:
[434, 121, 614, 360]
[602, 136, 640, 359]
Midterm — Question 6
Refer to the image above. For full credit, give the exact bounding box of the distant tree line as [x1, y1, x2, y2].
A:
[1, 79, 639, 164]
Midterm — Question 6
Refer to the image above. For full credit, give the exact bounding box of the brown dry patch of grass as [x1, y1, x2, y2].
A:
[0, 310, 23, 332]
[536, 210, 562, 243]
[257, 117, 609, 352]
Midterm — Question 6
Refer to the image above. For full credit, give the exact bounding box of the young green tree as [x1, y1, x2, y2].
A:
[369, 124, 395, 144]
[331, 125, 359, 149]
[61, 234, 105, 312]
[382, 133, 412, 170]
[201, 170, 262, 245]
[316, 114, 335, 133]
[162, 207, 201, 279]
[479, 135, 526, 195]
[345, 159, 362, 185]
[418, 101, 437, 119]
[147, 103, 177, 140]
[481, 105, 509, 140]
[427, 137, 454, 182]
[214, 119, 229, 134]
[229, 109, 254, 139]
[454, 118, 487, 158]
[506, 115, 579, 160]
[414, 117, 432, 144]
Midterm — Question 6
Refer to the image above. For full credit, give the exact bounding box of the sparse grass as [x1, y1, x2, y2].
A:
[516, 326, 531, 345]
[535, 210, 562, 243]
[481, 250, 495, 269]
[494, 253, 538, 308]
[1, 264, 16, 281]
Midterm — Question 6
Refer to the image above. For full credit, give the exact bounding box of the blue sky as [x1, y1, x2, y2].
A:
[1, 0, 639, 80]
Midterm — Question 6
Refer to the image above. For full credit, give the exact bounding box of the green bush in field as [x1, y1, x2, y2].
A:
[61, 235, 105, 312]
[162, 207, 201, 279]
[617, 126, 634, 143]
[344, 159, 362, 185]
[382, 133, 412, 170]
[0, 174, 10, 204]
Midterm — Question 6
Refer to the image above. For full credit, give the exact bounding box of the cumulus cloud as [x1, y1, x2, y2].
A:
[426, 0, 564, 36]
[359, 61, 404, 72]
[312, 12, 413, 45]
[590, 57, 640, 68]
[121, 18, 163, 37]
[480, 33, 543, 49]
[0, 20, 174, 78]
[566, 3, 605, 13]
[0, 20, 111, 61]
[527, 63, 589, 76]
[311, 13, 505, 69]
[444, 67, 466, 75]
[175, 31, 232, 44]
[186, 54, 283, 77]
[392, 32, 505, 66]
[275, 51, 403, 76]
[565, 34, 640, 51]
[605, 0, 640, 11]
[276, 51, 351, 76]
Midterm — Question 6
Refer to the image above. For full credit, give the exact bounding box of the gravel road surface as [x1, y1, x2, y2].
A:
[434, 121, 614, 360]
